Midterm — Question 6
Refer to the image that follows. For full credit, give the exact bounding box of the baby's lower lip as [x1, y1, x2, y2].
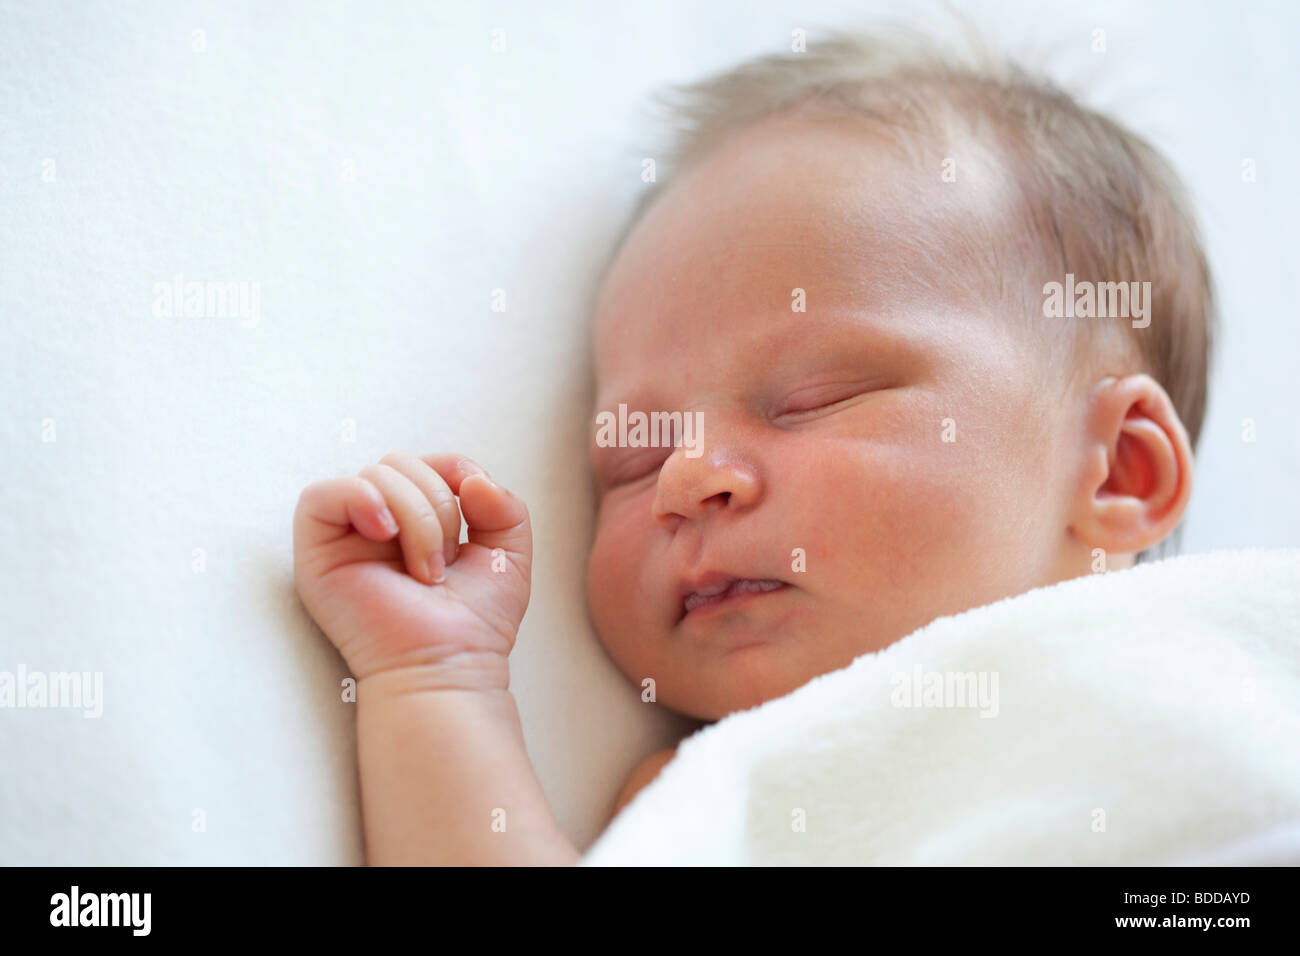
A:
[682, 580, 789, 618]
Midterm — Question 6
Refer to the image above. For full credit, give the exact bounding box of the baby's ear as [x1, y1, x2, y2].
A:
[1068, 374, 1194, 558]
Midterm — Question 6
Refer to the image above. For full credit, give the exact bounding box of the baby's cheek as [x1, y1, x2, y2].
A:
[831, 441, 994, 589]
[894, 444, 1047, 605]
[587, 501, 651, 626]
[811, 446, 938, 556]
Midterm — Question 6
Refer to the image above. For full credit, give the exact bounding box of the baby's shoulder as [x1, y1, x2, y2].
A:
[611, 747, 678, 817]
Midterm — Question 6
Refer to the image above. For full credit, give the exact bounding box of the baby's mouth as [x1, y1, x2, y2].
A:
[681, 578, 789, 619]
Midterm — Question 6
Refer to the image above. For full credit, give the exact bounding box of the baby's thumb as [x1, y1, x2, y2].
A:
[457, 473, 532, 565]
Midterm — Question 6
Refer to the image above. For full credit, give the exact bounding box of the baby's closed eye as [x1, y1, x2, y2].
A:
[605, 446, 673, 486]
[770, 378, 892, 420]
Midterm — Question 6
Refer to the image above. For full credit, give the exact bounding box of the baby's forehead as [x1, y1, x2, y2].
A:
[592, 113, 1022, 361]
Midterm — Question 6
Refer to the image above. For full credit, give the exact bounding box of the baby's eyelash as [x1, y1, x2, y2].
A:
[774, 386, 878, 419]
[609, 449, 671, 485]
[780, 396, 847, 416]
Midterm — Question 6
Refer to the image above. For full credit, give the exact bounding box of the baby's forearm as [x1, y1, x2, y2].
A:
[357, 668, 580, 866]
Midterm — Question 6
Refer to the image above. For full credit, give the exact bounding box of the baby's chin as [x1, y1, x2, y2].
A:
[662, 641, 830, 723]
[660, 606, 925, 722]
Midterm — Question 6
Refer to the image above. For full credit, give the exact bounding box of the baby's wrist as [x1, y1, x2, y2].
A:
[355, 649, 511, 697]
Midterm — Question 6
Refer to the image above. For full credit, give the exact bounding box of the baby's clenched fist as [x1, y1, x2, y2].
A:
[292, 452, 532, 687]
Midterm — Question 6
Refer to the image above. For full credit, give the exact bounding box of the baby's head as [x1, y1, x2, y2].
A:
[585, 31, 1215, 722]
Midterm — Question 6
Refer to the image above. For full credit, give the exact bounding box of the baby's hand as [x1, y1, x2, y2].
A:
[292, 453, 530, 687]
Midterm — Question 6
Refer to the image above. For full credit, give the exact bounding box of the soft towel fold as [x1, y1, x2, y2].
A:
[581, 548, 1300, 865]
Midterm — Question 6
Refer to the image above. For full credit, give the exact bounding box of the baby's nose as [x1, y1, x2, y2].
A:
[651, 436, 762, 529]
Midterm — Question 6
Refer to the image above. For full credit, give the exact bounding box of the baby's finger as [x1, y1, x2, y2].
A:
[416, 453, 493, 496]
[457, 472, 532, 565]
[379, 451, 463, 566]
[293, 476, 400, 558]
[358, 463, 446, 585]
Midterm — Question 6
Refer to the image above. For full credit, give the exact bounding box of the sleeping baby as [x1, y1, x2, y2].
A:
[291, 30, 1214, 865]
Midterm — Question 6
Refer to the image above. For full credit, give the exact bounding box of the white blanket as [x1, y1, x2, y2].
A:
[581, 549, 1300, 865]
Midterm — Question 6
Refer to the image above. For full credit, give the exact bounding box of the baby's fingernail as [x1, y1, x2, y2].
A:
[428, 552, 446, 584]
[459, 458, 487, 478]
[378, 508, 399, 534]
[443, 538, 458, 566]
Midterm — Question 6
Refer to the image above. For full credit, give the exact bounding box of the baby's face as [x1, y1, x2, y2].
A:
[587, 115, 1080, 722]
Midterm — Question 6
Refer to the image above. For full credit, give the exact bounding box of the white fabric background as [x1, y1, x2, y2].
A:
[2, 0, 1297, 864]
